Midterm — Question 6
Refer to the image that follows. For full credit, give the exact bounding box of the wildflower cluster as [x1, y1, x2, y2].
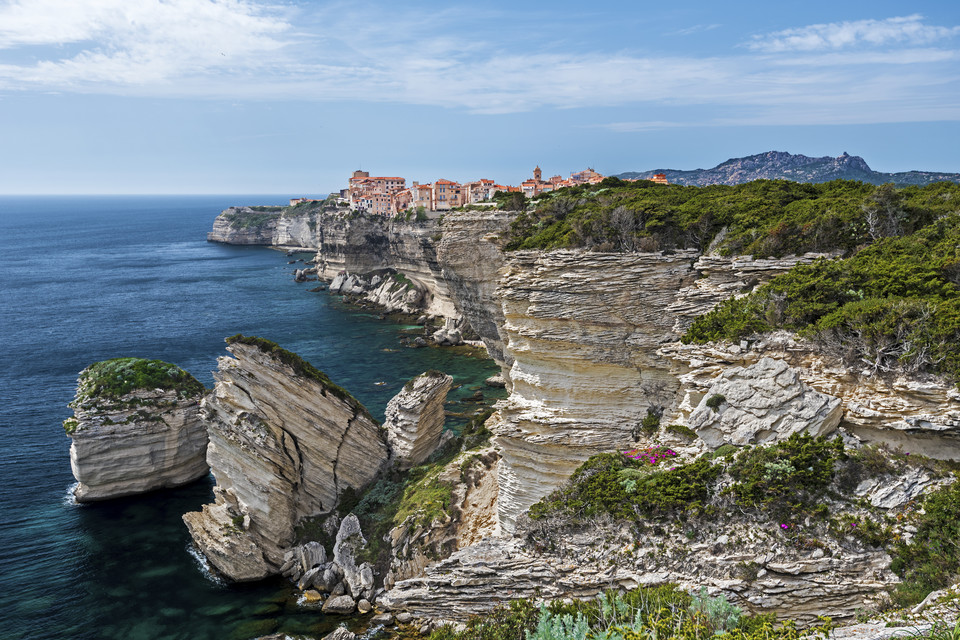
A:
[623, 446, 677, 466]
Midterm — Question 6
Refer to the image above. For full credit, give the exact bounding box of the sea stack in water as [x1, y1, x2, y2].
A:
[384, 370, 454, 469]
[183, 335, 388, 582]
[65, 358, 208, 502]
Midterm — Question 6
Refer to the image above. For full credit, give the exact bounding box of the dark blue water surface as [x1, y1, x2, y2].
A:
[0, 196, 502, 640]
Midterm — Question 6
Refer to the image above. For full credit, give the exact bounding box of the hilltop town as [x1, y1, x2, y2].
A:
[290, 166, 668, 216]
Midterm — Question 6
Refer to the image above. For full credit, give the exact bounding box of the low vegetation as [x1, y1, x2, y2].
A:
[503, 178, 960, 257]
[72, 357, 204, 403]
[523, 434, 960, 607]
[405, 585, 829, 640]
[683, 213, 960, 382]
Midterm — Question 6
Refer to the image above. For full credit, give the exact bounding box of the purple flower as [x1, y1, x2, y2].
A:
[780, 524, 790, 530]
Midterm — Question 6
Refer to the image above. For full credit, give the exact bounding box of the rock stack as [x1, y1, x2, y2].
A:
[384, 370, 454, 469]
[183, 336, 389, 581]
[65, 358, 208, 502]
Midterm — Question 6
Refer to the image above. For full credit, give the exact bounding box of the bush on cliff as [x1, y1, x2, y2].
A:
[419, 585, 829, 640]
[682, 214, 960, 382]
[890, 480, 960, 606]
[527, 451, 721, 523]
[504, 179, 960, 256]
[72, 357, 205, 403]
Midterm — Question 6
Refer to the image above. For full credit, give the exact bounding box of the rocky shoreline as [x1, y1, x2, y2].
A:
[62, 203, 960, 638]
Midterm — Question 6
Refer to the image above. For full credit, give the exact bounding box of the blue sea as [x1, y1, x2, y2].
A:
[0, 196, 502, 640]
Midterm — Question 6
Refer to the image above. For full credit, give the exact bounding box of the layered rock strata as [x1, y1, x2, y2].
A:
[436, 211, 517, 375]
[66, 361, 207, 502]
[207, 207, 320, 249]
[183, 337, 388, 581]
[384, 371, 454, 469]
[488, 250, 854, 532]
[384, 447, 501, 588]
[383, 463, 940, 625]
[663, 334, 960, 459]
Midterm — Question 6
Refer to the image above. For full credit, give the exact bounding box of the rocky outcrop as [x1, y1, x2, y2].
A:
[616, 150, 960, 187]
[384, 371, 454, 469]
[688, 357, 843, 448]
[183, 337, 388, 581]
[65, 359, 207, 502]
[207, 206, 320, 248]
[314, 215, 458, 322]
[383, 447, 500, 589]
[485, 250, 859, 532]
[662, 334, 960, 459]
[383, 461, 942, 625]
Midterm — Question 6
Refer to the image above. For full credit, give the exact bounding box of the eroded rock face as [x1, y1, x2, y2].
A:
[66, 362, 208, 503]
[688, 357, 843, 448]
[183, 338, 388, 581]
[663, 334, 960, 459]
[436, 211, 517, 375]
[385, 371, 454, 469]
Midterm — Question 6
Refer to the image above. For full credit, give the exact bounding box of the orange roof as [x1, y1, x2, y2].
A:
[368, 176, 405, 181]
[434, 178, 459, 185]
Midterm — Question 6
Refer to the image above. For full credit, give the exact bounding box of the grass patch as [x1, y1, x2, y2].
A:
[223, 210, 281, 229]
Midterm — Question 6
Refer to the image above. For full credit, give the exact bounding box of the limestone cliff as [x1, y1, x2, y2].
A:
[207, 206, 320, 249]
[65, 358, 208, 502]
[183, 336, 388, 581]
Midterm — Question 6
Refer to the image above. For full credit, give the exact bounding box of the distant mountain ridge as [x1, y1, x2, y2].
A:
[615, 151, 960, 187]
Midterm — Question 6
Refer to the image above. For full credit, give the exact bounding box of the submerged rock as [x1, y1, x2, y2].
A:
[183, 336, 388, 582]
[384, 370, 454, 469]
[65, 358, 207, 502]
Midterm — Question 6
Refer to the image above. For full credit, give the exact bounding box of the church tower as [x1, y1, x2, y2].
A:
[534, 165, 542, 182]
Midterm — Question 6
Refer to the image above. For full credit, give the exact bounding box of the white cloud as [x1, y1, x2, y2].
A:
[0, 0, 291, 85]
[667, 24, 722, 37]
[748, 14, 960, 52]
[0, 3, 957, 126]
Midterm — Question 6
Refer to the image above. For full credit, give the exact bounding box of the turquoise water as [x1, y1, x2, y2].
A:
[0, 196, 503, 640]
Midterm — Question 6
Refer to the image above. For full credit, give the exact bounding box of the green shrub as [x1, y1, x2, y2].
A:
[727, 434, 845, 521]
[705, 394, 726, 410]
[683, 213, 960, 383]
[890, 480, 960, 606]
[528, 452, 720, 522]
[666, 424, 697, 439]
[72, 357, 205, 403]
[689, 587, 742, 633]
[503, 179, 960, 257]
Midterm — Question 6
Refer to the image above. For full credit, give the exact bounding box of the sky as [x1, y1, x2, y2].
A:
[0, 0, 958, 195]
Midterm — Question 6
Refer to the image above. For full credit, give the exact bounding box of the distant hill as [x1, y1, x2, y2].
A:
[615, 151, 960, 187]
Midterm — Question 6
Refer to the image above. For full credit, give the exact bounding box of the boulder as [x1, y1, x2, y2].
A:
[321, 595, 356, 615]
[357, 598, 372, 614]
[333, 514, 374, 599]
[688, 357, 843, 448]
[384, 371, 454, 469]
[322, 628, 356, 640]
[299, 541, 327, 573]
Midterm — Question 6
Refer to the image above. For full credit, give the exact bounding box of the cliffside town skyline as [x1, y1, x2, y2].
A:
[289, 166, 668, 216]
